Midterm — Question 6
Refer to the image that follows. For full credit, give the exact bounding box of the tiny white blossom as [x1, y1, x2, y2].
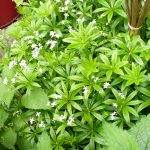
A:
[103, 82, 110, 89]
[3, 77, 8, 85]
[77, 17, 85, 23]
[36, 112, 41, 117]
[29, 117, 35, 125]
[53, 94, 62, 99]
[67, 116, 74, 126]
[65, 0, 70, 5]
[113, 103, 118, 108]
[39, 121, 45, 128]
[9, 61, 16, 70]
[51, 101, 56, 107]
[83, 86, 88, 95]
[20, 60, 27, 68]
[68, 26, 72, 30]
[59, 115, 66, 121]
[11, 40, 17, 47]
[94, 77, 99, 83]
[38, 68, 43, 73]
[31, 43, 37, 49]
[110, 111, 117, 120]
[55, 34, 61, 39]
[50, 31, 55, 37]
[32, 49, 40, 58]
[56, 0, 61, 2]
[77, 11, 82, 15]
[47, 101, 51, 106]
[119, 93, 125, 99]
[64, 13, 69, 17]
[11, 78, 16, 84]
[92, 19, 96, 24]
[34, 31, 39, 37]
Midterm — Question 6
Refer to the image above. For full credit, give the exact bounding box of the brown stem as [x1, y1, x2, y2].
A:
[125, 0, 131, 23]
[131, 0, 139, 27]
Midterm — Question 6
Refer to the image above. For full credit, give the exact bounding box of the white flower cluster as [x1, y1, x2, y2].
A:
[19, 60, 27, 69]
[110, 111, 117, 120]
[92, 76, 99, 83]
[67, 116, 74, 126]
[83, 86, 88, 95]
[9, 60, 17, 70]
[2, 77, 16, 85]
[77, 17, 85, 23]
[29, 112, 45, 128]
[31, 43, 43, 59]
[119, 92, 125, 99]
[103, 82, 110, 89]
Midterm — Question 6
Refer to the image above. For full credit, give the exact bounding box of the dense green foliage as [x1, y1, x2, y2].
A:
[0, 0, 150, 149]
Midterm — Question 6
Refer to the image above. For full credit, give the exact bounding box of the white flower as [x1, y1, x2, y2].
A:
[55, 34, 61, 39]
[110, 111, 117, 120]
[20, 60, 27, 68]
[53, 93, 62, 99]
[77, 17, 85, 23]
[31, 43, 37, 49]
[32, 49, 40, 58]
[9, 60, 16, 70]
[47, 101, 51, 106]
[56, 0, 60, 2]
[39, 121, 45, 128]
[65, 0, 70, 5]
[51, 101, 56, 107]
[113, 103, 118, 108]
[59, 115, 66, 121]
[29, 117, 35, 125]
[11, 40, 17, 47]
[50, 31, 55, 37]
[92, 19, 96, 24]
[34, 31, 39, 37]
[77, 11, 82, 15]
[3, 77, 8, 85]
[38, 68, 43, 73]
[103, 82, 110, 89]
[64, 13, 69, 17]
[119, 93, 125, 99]
[64, 6, 68, 10]
[11, 78, 16, 84]
[50, 40, 57, 50]
[68, 26, 72, 30]
[67, 116, 74, 126]
[36, 112, 41, 117]
[62, 20, 66, 24]
[83, 86, 88, 95]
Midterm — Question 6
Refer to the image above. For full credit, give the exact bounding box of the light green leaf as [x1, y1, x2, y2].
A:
[21, 88, 49, 109]
[36, 132, 51, 150]
[130, 115, 150, 150]
[0, 108, 8, 128]
[0, 128, 17, 149]
[102, 123, 140, 150]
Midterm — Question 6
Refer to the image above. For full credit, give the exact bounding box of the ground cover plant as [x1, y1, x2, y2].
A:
[0, 0, 150, 149]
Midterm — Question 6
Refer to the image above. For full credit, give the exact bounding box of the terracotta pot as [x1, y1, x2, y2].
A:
[0, 0, 20, 28]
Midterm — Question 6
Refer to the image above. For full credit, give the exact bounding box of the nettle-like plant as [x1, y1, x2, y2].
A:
[0, 0, 150, 149]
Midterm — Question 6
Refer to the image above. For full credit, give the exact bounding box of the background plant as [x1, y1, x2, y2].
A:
[0, 0, 149, 149]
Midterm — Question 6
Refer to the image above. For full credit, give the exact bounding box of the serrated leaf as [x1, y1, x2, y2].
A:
[130, 115, 150, 150]
[0, 83, 14, 108]
[0, 128, 17, 149]
[21, 88, 49, 109]
[102, 123, 140, 150]
[0, 108, 8, 128]
[36, 132, 51, 150]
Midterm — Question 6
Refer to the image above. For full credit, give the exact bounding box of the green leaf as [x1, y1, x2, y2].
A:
[102, 123, 140, 150]
[0, 83, 14, 108]
[0, 108, 8, 128]
[21, 88, 49, 109]
[0, 128, 17, 149]
[36, 132, 51, 150]
[130, 115, 150, 150]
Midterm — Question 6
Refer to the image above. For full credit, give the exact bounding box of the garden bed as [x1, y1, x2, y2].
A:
[0, 0, 150, 149]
